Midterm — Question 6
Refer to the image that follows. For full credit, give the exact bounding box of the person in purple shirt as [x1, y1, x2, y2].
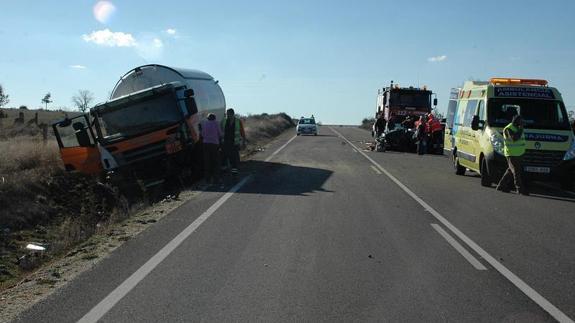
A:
[200, 113, 222, 185]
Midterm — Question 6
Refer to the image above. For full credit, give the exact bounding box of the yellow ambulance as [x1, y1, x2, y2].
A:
[444, 78, 575, 189]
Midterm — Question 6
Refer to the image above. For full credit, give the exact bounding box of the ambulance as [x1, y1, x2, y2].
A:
[444, 78, 575, 189]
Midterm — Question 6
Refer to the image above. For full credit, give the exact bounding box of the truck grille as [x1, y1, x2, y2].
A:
[122, 140, 167, 164]
[523, 150, 564, 168]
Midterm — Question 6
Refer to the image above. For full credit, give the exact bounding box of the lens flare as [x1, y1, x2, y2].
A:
[93, 1, 116, 24]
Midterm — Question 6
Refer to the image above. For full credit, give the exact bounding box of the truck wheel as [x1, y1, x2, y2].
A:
[453, 153, 466, 175]
[480, 158, 491, 187]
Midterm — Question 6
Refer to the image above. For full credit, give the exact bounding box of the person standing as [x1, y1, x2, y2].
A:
[374, 113, 387, 138]
[427, 114, 443, 154]
[415, 115, 428, 155]
[221, 108, 246, 174]
[200, 113, 222, 185]
[496, 114, 529, 195]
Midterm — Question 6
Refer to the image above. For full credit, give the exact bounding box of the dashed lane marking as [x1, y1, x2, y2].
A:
[330, 126, 574, 323]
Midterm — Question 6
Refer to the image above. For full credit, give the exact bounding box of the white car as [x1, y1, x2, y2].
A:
[297, 118, 318, 136]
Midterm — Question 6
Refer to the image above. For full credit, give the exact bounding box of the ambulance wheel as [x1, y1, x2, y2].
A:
[453, 154, 465, 175]
[480, 158, 492, 187]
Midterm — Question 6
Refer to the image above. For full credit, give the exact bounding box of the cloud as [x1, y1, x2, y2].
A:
[93, 1, 116, 24]
[135, 36, 164, 60]
[82, 29, 137, 47]
[166, 28, 177, 35]
[428, 55, 447, 62]
[153, 38, 163, 48]
[69, 65, 87, 69]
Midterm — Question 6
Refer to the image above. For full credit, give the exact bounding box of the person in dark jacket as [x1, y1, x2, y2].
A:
[374, 113, 387, 138]
[220, 108, 246, 174]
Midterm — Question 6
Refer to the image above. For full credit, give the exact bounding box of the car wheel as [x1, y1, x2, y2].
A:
[453, 151, 466, 175]
[480, 158, 491, 187]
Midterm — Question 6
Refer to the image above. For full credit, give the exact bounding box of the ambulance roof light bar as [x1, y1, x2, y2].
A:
[490, 78, 548, 86]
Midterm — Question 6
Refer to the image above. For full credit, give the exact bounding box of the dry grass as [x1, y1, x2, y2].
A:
[243, 113, 295, 143]
[0, 136, 62, 227]
[0, 137, 60, 174]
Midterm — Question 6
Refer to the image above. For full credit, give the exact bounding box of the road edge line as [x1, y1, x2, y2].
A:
[265, 135, 297, 162]
[431, 223, 487, 271]
[330, 126, 574, 323]
[77, 176, 253, 323]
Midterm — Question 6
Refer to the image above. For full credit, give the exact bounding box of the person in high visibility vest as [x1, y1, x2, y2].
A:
[496, 114, 529, 195]
[221, 108, 246, 174]
[427, 114, 443, 154]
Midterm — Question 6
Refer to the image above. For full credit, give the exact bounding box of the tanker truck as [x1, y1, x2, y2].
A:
[52, 64, 226, 189]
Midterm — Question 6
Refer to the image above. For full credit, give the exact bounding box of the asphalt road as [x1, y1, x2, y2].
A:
[14, 126, 575, 323]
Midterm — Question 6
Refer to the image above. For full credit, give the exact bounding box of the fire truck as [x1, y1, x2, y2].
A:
[373, 81, 440, 153]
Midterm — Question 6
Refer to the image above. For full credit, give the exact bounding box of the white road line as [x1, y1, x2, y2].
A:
[78, 176, 252, 323]
[352, 148, 358, 153]
[370, 165, 382, 175]
[329, 127, 574, 323]
[79, 131, 299, 323]
[431, 224, 487, 271]
[265, 135, 298, 162]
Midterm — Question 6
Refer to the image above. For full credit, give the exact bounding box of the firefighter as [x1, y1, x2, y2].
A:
[221, 108, 246, 174]
[496, 114, 529, 195]
[415, 115, 428, 155]
[427, 114, 443, 154]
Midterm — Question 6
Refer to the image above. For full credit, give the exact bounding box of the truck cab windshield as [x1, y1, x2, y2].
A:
[390, 91, 431, 108]
[98, 92, 182, 140]
[487, 98, 570, 130]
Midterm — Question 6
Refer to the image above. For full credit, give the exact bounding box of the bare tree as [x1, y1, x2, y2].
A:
[41, 92, 53, 110]
[0, 84, 9, 108]
[72, 90, 94, 112]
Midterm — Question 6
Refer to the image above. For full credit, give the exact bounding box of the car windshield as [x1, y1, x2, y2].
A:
[487, 98, 570, 130]
[299, 118, 316, 125]
[98, 92, 182, 139]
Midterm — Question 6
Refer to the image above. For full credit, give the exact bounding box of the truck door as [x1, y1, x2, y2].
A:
[52, 114, 102, 174]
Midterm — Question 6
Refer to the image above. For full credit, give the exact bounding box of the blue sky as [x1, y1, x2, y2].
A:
[1, 0, 574, 124]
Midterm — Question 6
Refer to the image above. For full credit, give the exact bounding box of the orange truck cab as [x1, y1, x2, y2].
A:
[52, 65, 226, 187]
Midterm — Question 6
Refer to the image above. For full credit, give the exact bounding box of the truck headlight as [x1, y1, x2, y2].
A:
[490, 131, 504, 155]
[564, 137, 575, 161]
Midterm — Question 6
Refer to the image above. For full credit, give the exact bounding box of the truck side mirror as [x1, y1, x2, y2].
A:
[433, 98, 438, 106]
[184, 89, 195, 97]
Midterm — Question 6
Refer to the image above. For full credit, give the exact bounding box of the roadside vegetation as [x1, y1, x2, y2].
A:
[0, 109, 295, 291]
[360, 117, 374, 130]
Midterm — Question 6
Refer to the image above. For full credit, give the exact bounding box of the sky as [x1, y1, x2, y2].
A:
[1, 0, 574, 124]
